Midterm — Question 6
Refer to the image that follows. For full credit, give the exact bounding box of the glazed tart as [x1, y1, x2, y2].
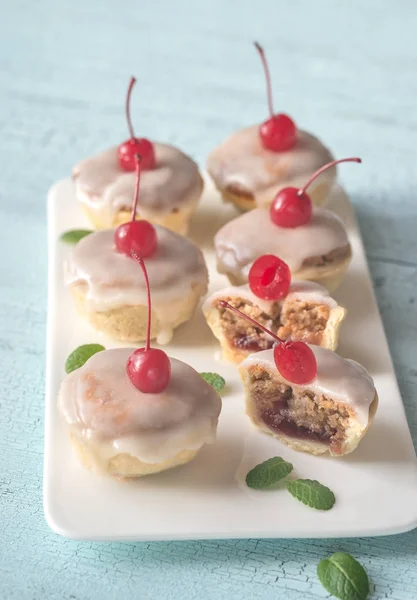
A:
[214, 207, 352, 292]
[203, 281, 346, 363]
[65, 225, 208, 344]
[239, 346, 378, 457]
[58, 348, 222, 477]
[207, 43, 336, 211]
[73, 142, 203, 235]
[73, 77, 203, 234]
[207, 127, 336, 211]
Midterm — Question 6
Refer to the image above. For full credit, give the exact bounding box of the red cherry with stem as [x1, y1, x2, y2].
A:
[218, 300, 317, 384]
[114, 155, 157, 258]
[273, 341, 317, 385]
[248, 254, 291, 300]
[254, 42, 297, 152]
[270, 157, 362, 228]
[118, 76, 156, 172]
[127, 256, 171, 393]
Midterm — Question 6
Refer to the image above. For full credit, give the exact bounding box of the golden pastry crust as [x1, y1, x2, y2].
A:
[80, 174, 204, 235]
[69, 280, 206, 342]
[240, 365, 378, 457]
[70, 433, 200, 478]
[217, 179, 333, 212]
[204, 294, 346, 364]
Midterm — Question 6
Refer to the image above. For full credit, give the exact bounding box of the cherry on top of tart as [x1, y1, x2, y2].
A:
[254, 41, 297, 153]
[118, 76, 156, 172]
[248, 254, 291, 301]
[219, 300, 317, 384]
[270, 157, 362, 228]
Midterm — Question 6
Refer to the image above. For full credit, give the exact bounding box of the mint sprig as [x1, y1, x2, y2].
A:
[199, 372, 225, 392]
[286, 479, 335, 510]
[60, 229, 93, 244]
[317, 552, 369, 600]
[246, 457, 293, 489]
[65, 344, 105, 373]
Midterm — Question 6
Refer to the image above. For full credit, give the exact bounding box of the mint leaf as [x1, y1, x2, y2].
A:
[60, 229, 93, 244]
[246, 457, 293, 489]
[317, 552, 369, 600]
[199, 372, 225, 392]
[65, 344, 105, 373]
[286, 479, 335, 510]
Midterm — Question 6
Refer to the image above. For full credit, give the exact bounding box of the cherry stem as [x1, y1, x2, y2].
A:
[125, 76, 137, 140]
[131, 154, 142, 221]
[219, 300, 283, 344]
[254, 41, 274, 118]
[298, 157, 362, 196]
[133, 254, 152, 352]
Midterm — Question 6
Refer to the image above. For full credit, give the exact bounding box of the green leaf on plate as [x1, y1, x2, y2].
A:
[60, 229, 93, 244]
[199, 372, 226, 392]
[286, 479, 335, 510]
[65, 344, 106, 374]
[317, 552, 370, 600]
[246, 457, 293, 490]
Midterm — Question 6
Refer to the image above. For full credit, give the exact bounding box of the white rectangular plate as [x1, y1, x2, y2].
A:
[44, 177, 417, 541]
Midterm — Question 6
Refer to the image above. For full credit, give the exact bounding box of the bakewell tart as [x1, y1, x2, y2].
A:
[207, 43, 336, 211]
[239, 347, 378, 457]
[73, 77, 203, 234]
[203, 277, 346, 363]
[58, 258, 221, 478]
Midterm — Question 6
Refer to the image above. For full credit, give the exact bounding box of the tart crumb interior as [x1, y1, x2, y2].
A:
[248, 365, 352, 450]
[216, 296, 330, 351]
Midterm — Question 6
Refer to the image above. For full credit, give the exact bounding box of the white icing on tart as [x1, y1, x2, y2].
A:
[207, 127, 335, 206]
[215, 207, 349, 280]
[65, 226, 208, 338]
[240, 346, 375, 427]
[58, 348, 222, 465]
[73, 142, 202, 222]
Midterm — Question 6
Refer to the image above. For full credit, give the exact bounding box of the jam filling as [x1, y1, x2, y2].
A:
[233, 333, 274, 352]
[261, 405, 334, 443]
[252, 383, 347, 447]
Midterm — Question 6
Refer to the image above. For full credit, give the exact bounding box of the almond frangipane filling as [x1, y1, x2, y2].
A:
[248, 365, 352, 449]
[216, 296, 330, 352]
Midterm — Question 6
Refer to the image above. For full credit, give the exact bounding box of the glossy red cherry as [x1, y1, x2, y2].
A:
[270, 157, 362, 228]
[127, 347, 171, 394]
[114, 154, 157, 258]
[119, 137, 155, 172]
[126, 256, 171, 393]
[218, 301, 317, 385]
[254, 42, 297, 152]
[118, 76, 156, 172]
[270, 187, 312, 228]
[248, 254, 291, 300]
[259, 114, 297, 152]
[274, 341, 317, 385]
[115, 220, 157, 258]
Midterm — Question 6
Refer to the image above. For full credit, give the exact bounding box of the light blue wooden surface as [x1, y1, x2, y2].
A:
[1, 0, 417, 598]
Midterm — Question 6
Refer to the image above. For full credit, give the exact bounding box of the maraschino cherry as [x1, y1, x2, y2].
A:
[127, 256, 171, 394]
[248, 254, 291, 301]
[114, 154, 157, 258]
[254, 41, 297, 153]
[270, 157, 362, 228]
[219, 300, 317, 384]
[118, 76, 156, 172]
